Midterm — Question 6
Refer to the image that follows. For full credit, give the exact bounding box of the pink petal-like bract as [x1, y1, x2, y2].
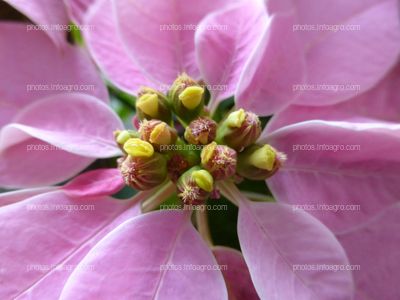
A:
[266, 63, 400, 132]
[2, 0, 69, 47]
[0, 93, 123, 188]
[337, 203, 400, 300]
[0, 187, 57, 207]
[64, 0, 97, 24]
[266, 0, 400, 106]
[237, 199, 353, 299]
[235, 13, 305, 115]
[63, 168, 125, 198]
[60, 210, 228, 299]
[0, 190, 146, 299]
[0, 23, 108, 127]
[84, 0, 155, 94]
[114, 0, 240, 85]
[195, 1, 268, 111]
[212, 246, 259, 300]
[265, 120, 400, 232]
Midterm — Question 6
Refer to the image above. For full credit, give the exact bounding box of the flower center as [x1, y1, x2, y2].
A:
[114, 74, 285, 205]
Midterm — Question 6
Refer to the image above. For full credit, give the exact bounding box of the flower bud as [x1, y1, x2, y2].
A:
[115, 130, 131, 145]
[237, 144, 286, 180]
[177, 167, 214, 205]
[114, 130, 141, 155]
[168, 73, 205, 122]
[119, 153, 167, 190]
[139, 120, 177, 151]
[136, 87, 171, 123]
[192, 169, 214, 192]
[123, 138, 154, 158]
[217, 109, 261, 152]
[167, 154, 191, 182]
[201, 142, 237, 180]
[184, 117, 217, 145]
[114, 130, 140, 145]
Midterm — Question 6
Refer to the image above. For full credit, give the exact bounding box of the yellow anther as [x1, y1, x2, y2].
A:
[136, 93, 159, 117]
[179, 86, 204, 110]
[201, 142, 217, 165]
[192, 169, 214, 192]
[248, 145, 276, 171]
[226, 109, 246, 128]
[149, 123, 172, 145]
[123, 138, 154, 158]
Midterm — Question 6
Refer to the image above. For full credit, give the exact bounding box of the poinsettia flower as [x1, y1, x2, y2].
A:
[1, 0, 399, 299]
[81, 0, 400, 297]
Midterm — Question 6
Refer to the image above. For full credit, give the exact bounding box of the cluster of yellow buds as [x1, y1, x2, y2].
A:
[115, 74, 285, 205]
